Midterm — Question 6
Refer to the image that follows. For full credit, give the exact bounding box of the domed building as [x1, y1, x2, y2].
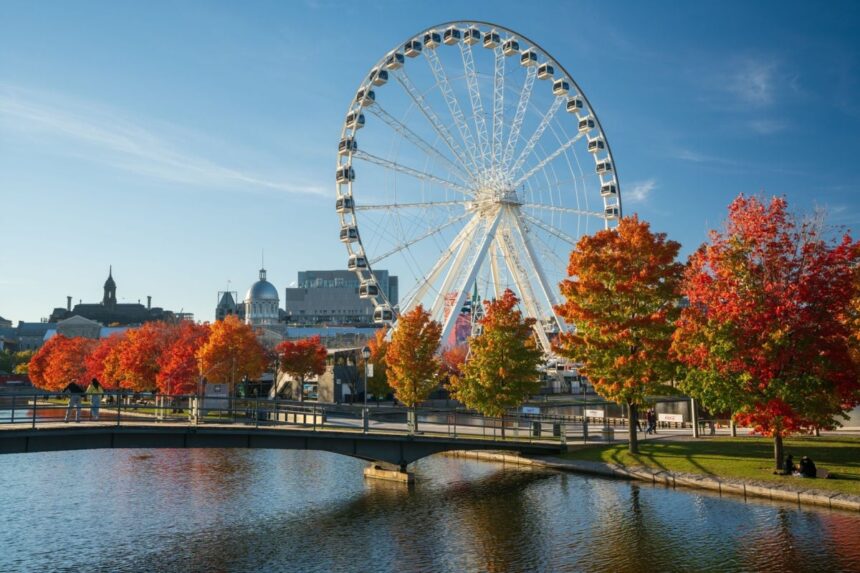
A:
[244, 267, 280, 326]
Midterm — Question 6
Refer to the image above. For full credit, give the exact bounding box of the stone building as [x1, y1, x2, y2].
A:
[49, 267, 176, 326]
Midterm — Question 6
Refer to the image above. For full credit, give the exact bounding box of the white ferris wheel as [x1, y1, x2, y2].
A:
[336, 21, 622, 355]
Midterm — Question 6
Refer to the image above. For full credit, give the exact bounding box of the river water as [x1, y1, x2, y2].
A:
[0, 449, 858, 573]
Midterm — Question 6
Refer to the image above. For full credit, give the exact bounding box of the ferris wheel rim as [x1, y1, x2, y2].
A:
[335, 21, 622, 350]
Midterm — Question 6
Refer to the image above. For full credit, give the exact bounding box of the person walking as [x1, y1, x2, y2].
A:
[63, 380, 84, 422]
[86, 378, 104, 421]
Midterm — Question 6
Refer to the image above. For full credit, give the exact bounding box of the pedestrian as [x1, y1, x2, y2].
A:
[650, 409, 658, 434]
[644, 409, 653, 434]
[86, 378, 104, 421]
[63, 380, 85, 422]
[783, 453, 794, 475]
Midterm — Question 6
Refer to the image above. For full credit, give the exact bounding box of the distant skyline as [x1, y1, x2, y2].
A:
[2, 0, 859, 324]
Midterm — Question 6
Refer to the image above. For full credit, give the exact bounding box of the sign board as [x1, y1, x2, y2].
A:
[366, 363, 374, 378]
[521, 406, 540, 415]
[659, 413, 683, 423]
[585, 409, 605, 418]
[202, 383, 229, 411]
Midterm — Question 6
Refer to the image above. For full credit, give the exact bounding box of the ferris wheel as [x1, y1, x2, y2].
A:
[336, 21, 622, 354]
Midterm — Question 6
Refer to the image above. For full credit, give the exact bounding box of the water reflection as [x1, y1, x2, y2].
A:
[0, 449, 857, 573]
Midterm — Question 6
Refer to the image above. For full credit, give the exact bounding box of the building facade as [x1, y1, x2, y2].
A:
[49, 267, 176, 326]
[283, 270, 398, 326]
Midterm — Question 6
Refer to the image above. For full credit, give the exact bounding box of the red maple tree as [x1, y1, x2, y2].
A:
[673, 195, 860, 468]
[117, 321, 179, 391]
[157, 322, 211, 394]
[276, 336, 327, 401]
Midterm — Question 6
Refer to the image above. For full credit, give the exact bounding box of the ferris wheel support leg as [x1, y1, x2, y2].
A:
[489, 242, 503, 300]
[508, 209, 568, 332]
[496, 216, 553, 355]
[399, 216, 480, 317]
[429, 216, 489, 321]
[438, 213, 503, 346]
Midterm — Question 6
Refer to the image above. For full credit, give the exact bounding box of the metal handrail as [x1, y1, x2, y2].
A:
[0, 392, 592, 445]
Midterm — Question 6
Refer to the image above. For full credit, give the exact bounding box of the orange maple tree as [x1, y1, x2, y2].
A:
[276, 335, 327, 401]
[117, 321, 179, 391]
[84, 332, 127, 389]
[28, 335, 97, 392]
[385, 305, 441, 415]
[196, 315, 267, 389]
[157, 322, 211, 394]
[672, 196, 860, 468]
[366, 326, 392, 398]
[556, 215, 684, 454]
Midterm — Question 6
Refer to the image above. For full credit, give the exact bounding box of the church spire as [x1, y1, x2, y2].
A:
[103, 265, 117, 307]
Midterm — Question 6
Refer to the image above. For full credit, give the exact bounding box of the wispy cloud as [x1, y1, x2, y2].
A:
[0, 86, 326, 196]
[749, 118, 788, 135]
[625, 179, 657, 204]
[727, 58, 778, 106]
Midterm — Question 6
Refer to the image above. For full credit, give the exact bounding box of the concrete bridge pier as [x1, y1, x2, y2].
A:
[364, 461, 414, 484]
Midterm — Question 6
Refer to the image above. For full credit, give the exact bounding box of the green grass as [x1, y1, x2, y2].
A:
[562, 436, 860, 495]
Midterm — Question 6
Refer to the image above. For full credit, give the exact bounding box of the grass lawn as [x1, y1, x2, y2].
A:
[562, 436, 860, 495]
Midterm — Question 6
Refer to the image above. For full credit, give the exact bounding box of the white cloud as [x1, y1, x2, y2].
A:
[0, 86, 327, 196]
[728, 58, 778, 106]
[625, 179, 657, 204]
[749, 118, 787, 135]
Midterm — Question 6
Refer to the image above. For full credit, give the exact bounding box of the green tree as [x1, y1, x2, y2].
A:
[556, 215, 684, 454]
[449, 290, 543, 434]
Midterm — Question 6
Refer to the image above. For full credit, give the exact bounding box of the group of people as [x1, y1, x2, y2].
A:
[784, 453, 818, 478]
[637, 408, 658, 434]
[62, 378, 104, 422]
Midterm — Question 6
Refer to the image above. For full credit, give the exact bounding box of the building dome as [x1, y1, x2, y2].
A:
[245, 269, 279, 302]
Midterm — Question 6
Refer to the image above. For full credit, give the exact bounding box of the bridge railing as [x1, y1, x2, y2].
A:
[0, 393, 606, 445]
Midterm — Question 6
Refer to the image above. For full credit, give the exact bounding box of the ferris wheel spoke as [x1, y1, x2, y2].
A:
[521, 212, 580, 246]
[368, 211, 471, 265]
[503, 65, 537, 171]
[422, 48, 482, 174]
[508, 96, 566, 180]
[495, 223, 552, 353]
[355, 199, 471, 211]
[520, 203, 604, 219]
[352, 150, 474, 197]
[393, 68, 478, 180]
[438, 212, 503, 344]
[400, 215, 481, 316]
[459, 42, 491, 170]
[366, 104, 473, 186]
[513, 132, 586, 188]
[507, 209, 567, 329]
[491, 46, 505, 167]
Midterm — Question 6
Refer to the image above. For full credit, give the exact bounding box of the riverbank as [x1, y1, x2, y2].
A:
[445, 436, 860, 512]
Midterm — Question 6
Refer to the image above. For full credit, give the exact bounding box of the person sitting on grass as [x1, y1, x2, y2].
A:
[799, 456, 817, 478]
[783, 453, 794, 475]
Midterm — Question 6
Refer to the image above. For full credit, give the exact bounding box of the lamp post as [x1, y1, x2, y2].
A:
[362, 346, 371, 433]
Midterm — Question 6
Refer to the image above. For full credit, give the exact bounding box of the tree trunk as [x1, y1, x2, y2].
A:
[774, 433, 784, 471]
[628, 402, 640, 454]
[730, 419, 737, 437]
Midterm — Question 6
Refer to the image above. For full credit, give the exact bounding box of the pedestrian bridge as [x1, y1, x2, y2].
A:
[0, 395, 576, 481]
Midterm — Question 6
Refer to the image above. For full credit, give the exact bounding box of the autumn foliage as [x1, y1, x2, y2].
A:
[276, 335, 327, 400]
[84, 333, 127, 389]
[556, 215, 684, 453]
[157, 322, 211, 394]
[385, 305, 442, 409]
[197, 315, 267, 388]
[449, 290, 543, 420]
[672, 196, 860, 467]
[366, 327, 392, 398]
[28, 335, 97, 392]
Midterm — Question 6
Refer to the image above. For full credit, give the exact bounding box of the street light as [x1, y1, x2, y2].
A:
[362, 346, 371, 433]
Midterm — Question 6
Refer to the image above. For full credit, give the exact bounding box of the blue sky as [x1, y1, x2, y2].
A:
[1, 0, 858, 325]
